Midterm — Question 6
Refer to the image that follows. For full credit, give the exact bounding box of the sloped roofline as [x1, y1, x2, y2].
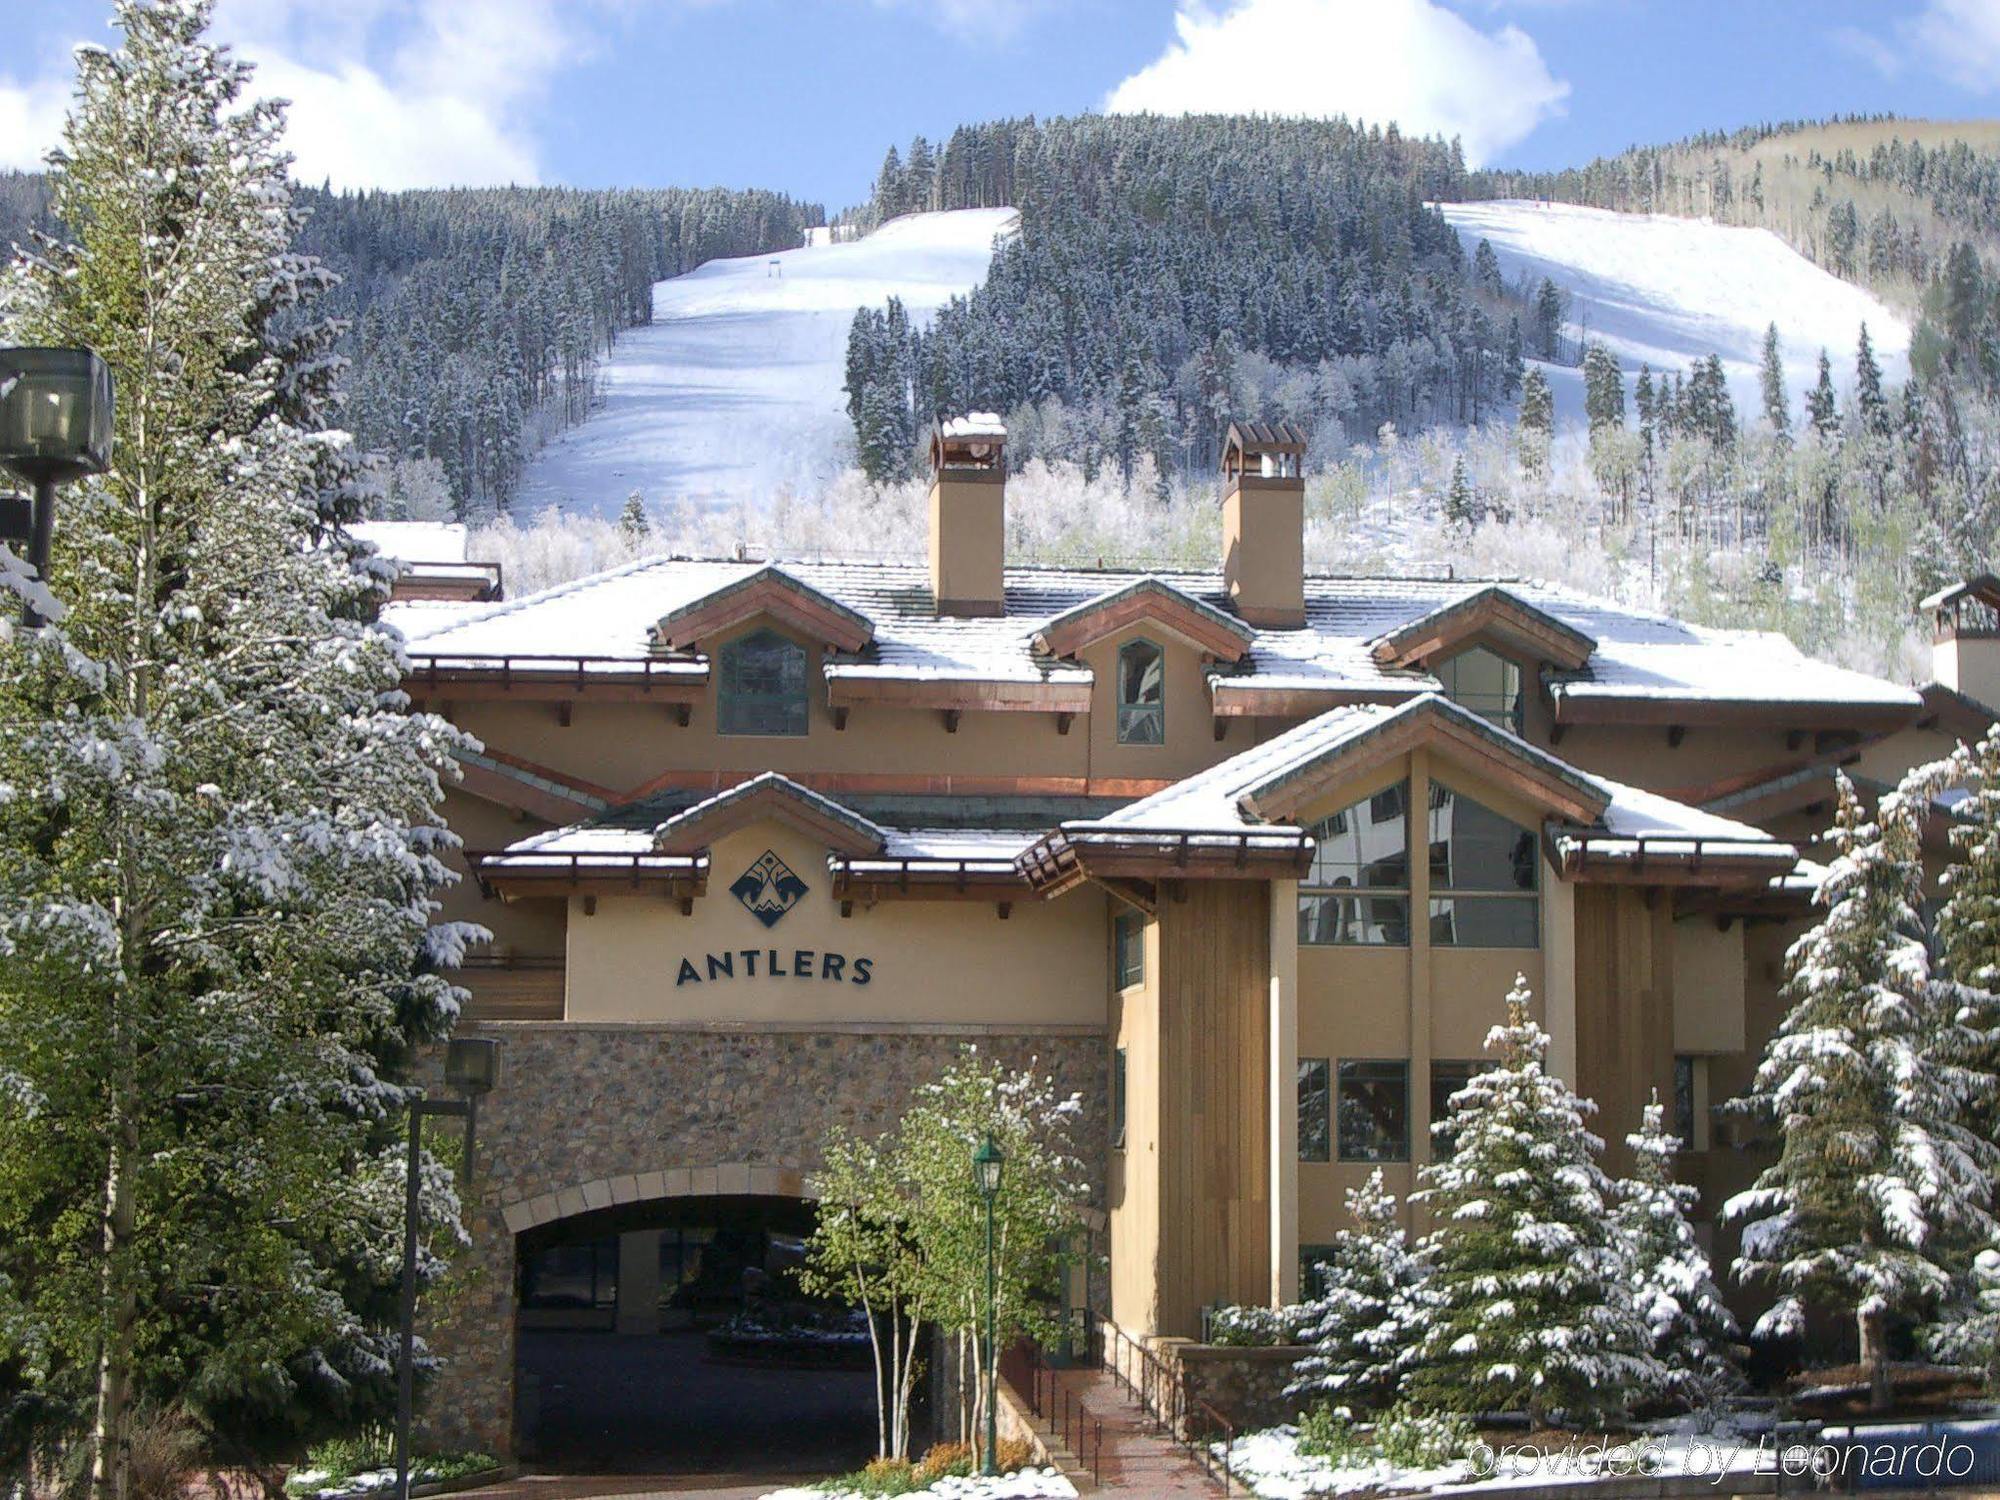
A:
[654, 771, 888, 857]
[1368, 584, 1596, 671]
[653, 564, 875, 653]
[1235, 693, 1609, 825]
[1920, 574, 2000, 612]
[1033, 575, 1256, 663]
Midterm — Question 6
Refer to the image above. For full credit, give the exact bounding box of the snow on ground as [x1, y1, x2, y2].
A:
[762, 1467, 1075, 1500]
[1440, 201, 1911, 428]
[513, 208, 1018, 519]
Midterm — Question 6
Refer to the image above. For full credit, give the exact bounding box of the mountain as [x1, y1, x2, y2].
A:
[511, 208, 1016, 518]
[1437, 200, 1910, 427]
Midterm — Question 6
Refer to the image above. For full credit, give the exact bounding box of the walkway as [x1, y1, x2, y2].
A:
[1018, 1363, 1221, 1497]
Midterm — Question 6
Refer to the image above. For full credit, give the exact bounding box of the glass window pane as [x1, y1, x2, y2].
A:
[1115, 911, 1145, 988]
[1429, 1061, 1479, 1155]
[1300, 1244, 1338, 1298]
[719, 628, 808, 737]
[1674, 1055, 1697, 1149]
[1117, 641, 1165, 745]
[1428, 786, 1539, 893]
[1300, 781, 1411, 946]
[1435, 646, 1522, 733]
[1113, 1048, 1128, 1149]
[1337, 1059, 1409, 1162]
[1299, 890, 1410, 946]
[1299, 1058, 1331, 1163]
[1428, 895, 1540, 947]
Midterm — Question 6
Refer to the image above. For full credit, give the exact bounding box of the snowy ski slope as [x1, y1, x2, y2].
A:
[1439, 200, 1911, 427]
[513, 208, 1018, 517]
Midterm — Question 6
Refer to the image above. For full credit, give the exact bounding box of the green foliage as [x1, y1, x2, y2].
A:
[1204, 1303, 1314, 1347]
[1295, 1405, 1363, 1461]
[1290, 1170, 1424, 1417]
[1374, 1404, 1477, 1470]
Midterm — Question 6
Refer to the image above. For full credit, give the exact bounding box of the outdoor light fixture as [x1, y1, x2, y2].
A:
[973, 1134, 1005, 1475]
[396, 1035, 501, 1500]
[0, 346, 114, 626]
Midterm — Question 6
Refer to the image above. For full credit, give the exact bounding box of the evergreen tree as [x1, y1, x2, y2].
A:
[1533, 277, 1566, 359]
[1760, 322, 1790, 438]
[1807, 349, 1840, 438]
[0, 4, 477, 1482]
[1726, 775, 2000, 1412]
[1288, 1170, 1424, 1416]
[1473, 238, 1504, 297]
[618, 491, 651, 548]
[1855, 321, 1890, 438]
[1501, 315, 1524, 399]
[1444, 455, 1477, 530]
[1617, 1098, 1743, 1413]
[1582, 342, 1625, 432]
[1403, 977, 1660, 1426]
[1517, 366, 1553, 478]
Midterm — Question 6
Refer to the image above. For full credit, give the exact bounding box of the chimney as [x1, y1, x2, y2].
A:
[1221, 421, 1306, 628]
[1928, 575, 2000, 711]
[929, 414, 1007, 617]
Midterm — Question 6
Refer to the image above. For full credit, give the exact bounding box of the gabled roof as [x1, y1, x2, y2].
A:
[653, 772, 887, 857]
[1225, 420, 1307, 453]
[1920, 575, 2000, 612]
[1369, 584, 1596, 671]
[1032, 576, 1255, 663]
[652, 564, 874, 653]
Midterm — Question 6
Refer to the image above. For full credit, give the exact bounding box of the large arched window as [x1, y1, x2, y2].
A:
[1116, 639, 1165, 745]
[1434, 646, 1523, 735]
[717, 628, 808, 737]
[1426, 783, 1539, 946]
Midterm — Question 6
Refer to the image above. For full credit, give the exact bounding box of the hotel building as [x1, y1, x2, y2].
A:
[386, 420, 1992, 1457]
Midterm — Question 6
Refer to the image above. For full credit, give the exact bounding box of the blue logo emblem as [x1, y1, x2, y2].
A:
[730, 849, 808, 928]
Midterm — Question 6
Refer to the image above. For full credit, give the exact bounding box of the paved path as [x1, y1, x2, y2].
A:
[1029, 1366, 1220, 1497]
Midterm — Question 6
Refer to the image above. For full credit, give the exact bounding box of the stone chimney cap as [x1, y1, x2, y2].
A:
[939, 413, 1007, 441]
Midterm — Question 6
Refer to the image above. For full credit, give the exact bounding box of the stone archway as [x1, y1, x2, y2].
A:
[500, 1162, 820, 1236]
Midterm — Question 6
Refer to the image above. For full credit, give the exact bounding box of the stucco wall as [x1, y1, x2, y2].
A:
[421, 1022, 1109, 1458]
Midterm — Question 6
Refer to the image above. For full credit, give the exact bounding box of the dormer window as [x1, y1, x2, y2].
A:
[718, 629, 808, 737]
[1434, 646, 1523, 735]
[1117, 639, 1166, 745]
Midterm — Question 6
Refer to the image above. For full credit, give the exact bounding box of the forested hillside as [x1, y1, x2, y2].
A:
[840, 115, 1536, 483]
[1471, 117, 2000, 397]
[3, 173, 821, 517]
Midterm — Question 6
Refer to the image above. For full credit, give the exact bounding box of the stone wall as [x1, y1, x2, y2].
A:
[1151, 1338, 1308, 1439]
[419, 1021, 1108, 1457]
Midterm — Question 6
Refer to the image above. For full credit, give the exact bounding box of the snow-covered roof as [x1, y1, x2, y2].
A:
[403, 555, 1921, 713]
[939, 412, 1006, 440]
[352, 520, 469, 563]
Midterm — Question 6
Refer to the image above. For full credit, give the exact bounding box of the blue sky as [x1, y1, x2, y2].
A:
[2, 0, 1993, 206]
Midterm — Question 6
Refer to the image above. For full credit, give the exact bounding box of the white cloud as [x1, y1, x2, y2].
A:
[1104, 0, 1570, 167]
[0, 0, 604, 190]
[1906, 0, 2000, 92]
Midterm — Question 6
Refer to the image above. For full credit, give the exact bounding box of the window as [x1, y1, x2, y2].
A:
[1112, 1048, 1128, 1149]
[1117, 639, 1165, 745]
[1300, 1244, 1338, 1298]
[1299, 1058, 1331, 1162]
[1428, 1060, 1480, 1156]
[718, 628, 808, 736]
[1299, 781, 1410, 946]
[1114, 910, 1146, 989]
[1434, 646, 1523, 734]
[1337, 1059, 1410, 1162]
[1426, 784, 1540, 947]
[1674, 1055, 1700, 1150]
[518, 1236, 618, 1310]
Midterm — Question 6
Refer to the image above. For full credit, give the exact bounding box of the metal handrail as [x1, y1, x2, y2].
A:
[1095, 1315, 1236, 1496]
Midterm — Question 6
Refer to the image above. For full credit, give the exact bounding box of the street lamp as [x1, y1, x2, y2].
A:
[973, 1134, 1005, 1476]
[395, 1036, 499, 1500]
[0, 347, 114, 627]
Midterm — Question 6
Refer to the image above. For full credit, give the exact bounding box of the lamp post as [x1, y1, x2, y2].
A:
[972, 1134, 1005, 1477]
[0, 347, 114, 627]
[395, 1036, 499, 1500]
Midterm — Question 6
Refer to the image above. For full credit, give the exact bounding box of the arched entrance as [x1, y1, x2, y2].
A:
[505, 1166, 880, 1476]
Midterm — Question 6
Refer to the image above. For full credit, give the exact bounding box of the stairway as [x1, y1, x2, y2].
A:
[1008, 1360, 1227, 1497]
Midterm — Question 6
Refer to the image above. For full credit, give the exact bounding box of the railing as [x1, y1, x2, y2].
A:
[1097, 1316, 1237, 1496]
[1011, 1335, 1105, 1487]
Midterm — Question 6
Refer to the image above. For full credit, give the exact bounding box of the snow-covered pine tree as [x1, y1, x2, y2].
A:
[1760, 322, 1790, 439]
[1445, 456, 1477, 530]
[1808, 349, 1840, 438]
[1287, 1169, 1424, 1416]
[1616, 1096, 1743, 1413]
[1402, 976, 1660, 1427]
[0, 2, 480, 1486]
[1855, 322, 1890, 438]
[619, 490, 652, 548]
[1726, 773, 2000, 1412]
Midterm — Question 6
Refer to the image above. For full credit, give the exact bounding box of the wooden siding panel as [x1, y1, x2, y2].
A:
[1573, 888, 1675, 1178]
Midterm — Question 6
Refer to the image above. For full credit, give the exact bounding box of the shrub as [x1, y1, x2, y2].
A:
[1374, 1403, 1476, 1470]
[913, 1442, 973, 1483]
[301, 1429, 393, 1486]
[995, 1436, 1037, 1473]
[822, 1456, 919, 1496]
[1295, 1405, 1364, 1463]
[1204, 1303, 1315, 1347]
[126, 1408, 202, 1500]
